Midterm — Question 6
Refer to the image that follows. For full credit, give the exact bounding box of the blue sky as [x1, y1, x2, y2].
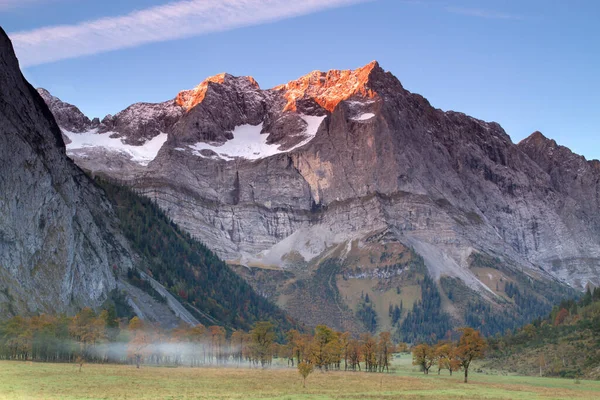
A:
[2, 0, 599, 160]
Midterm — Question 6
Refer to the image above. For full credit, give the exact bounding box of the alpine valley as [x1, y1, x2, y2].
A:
[3, 28, 599, 341]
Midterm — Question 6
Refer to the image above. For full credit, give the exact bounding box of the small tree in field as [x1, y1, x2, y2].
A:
[69, 307, 105, 362]
[75, 355, 84, 373]
[298, 361, 314, 388]
[455, 328, 487, 383]
[538, 353, 546, 377]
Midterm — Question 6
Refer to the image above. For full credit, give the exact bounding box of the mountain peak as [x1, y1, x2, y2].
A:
[37, 87, 52, 99]
[35, 87, 92, 133]
[176, 73, 260, 111]
[518, 131, 599, 172]
[519, 131, 559, 151]
[525, 130, 550, 143]
[273, 61, 383, 113]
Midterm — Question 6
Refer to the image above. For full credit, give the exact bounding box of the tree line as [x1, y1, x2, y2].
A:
[0, 310, 282, 368]
[0, 306, 488, 385]
[0, 308, 412, 374]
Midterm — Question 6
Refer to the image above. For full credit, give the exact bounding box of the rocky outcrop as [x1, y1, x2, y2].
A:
[98, 100, 183, 145]
[38, 90, 183, 146]
[517, 131, 600, 285]
[170, 73, 267, 144]
[36, 88, 94, 133]
[272, 60, 379, 112]
[39, 59, 600, 332]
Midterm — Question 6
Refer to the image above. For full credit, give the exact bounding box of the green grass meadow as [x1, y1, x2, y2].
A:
[1, 356, 599, 399]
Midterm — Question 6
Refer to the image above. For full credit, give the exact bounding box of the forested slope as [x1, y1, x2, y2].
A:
[485, 288, 600, 379]
[96, 178, 295, 333]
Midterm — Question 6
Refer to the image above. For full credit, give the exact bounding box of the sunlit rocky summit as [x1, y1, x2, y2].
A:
[38, 58, 600, 333]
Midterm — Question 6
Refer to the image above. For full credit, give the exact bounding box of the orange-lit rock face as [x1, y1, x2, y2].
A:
[274, 61, 380, 113]
[176, 74, 260, 111]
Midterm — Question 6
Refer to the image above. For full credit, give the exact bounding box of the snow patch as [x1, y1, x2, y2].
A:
[301, 114, 327, 140]
[345, 99, 376, 122]
[345, 100, 376, 106]
[64, 129, 167, 166]
[352, 113, 375, 121]
[189, 123, 275, 160]
[189, 115, 325, 161]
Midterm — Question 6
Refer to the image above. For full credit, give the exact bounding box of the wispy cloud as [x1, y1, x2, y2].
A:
[0, 0, 52, 11]
[445, 6, 523, 20]
[10, 0, 371, 67]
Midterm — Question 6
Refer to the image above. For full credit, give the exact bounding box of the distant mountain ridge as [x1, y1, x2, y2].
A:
[39, 57, 599, 337]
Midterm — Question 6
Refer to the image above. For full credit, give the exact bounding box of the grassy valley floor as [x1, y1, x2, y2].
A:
[1, 357, 599, 399]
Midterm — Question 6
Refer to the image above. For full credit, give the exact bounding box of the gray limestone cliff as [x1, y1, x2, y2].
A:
[0, 27, 129, 317]
[0, 28, 199, 328]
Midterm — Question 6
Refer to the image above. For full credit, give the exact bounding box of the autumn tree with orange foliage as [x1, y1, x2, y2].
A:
[284, 329, 301, 367]
[187, 323, 206, 366]
[361, 333, 378, 372]
[455, 327, 487, 383]
[69, 308, 106, 357]
[298, 361, 314, 388]
[310, 325, 339, 370]
[230, 330, 245, 366]
[208, 325, 226, 364]
[127, 317, 150, 368]
[339, 331, 351, 370]
[347, 338, 362, 371]
[554, 308, 569, 326]
[377, 332, 394, 372]
[412, 343, 436, 374]
[435, 342, 460, 375]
